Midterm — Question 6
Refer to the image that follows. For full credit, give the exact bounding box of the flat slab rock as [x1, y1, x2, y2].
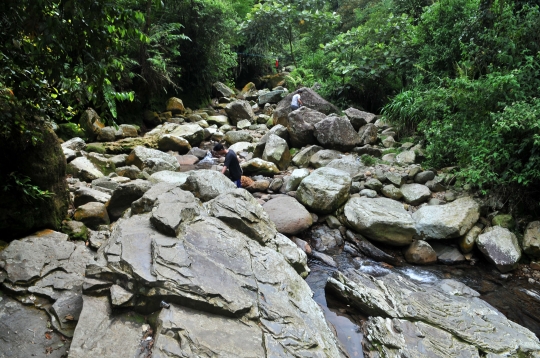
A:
[86, 187, 340, 357]
[327, 269, 540, 356]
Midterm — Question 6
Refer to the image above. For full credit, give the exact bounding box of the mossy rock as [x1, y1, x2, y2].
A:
[57, 122, 86, 141]
[85, 143, 107, 154]
[289, 148, 299, 157]
[492, 214, 515, 229]
[61, 220, 89, 241]
[0, 125, 69, 241]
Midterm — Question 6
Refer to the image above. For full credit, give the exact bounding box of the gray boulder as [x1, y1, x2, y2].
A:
[296, 167, 351, 214]
[287, 107, 327, 148]
[258, 89, 286, 105]
[326, 156, 364, 177]
[476, 226, 522, 273]
[327, 269, 540, 356]
[272, 87, 339, 127]
[213, 81, 235, 97]
[396, 150, 416, 164]
[180, 170, 237, 202]
[339, 197, 416, 246]
[400, 183, 431, 205]
[292, 145, 322, 168]
[67, 157, 105, 182]
[523, 221, 540, 258]
[224, 130, 254, 145]
[106, 179, 152, 220]
[309, 149, 342, 168]
[283, 168, 310, 192]
[225, 100, 255, 125]
[358, 123, 378, 145]
[413, 197, 480, 239]
[314, 115, 360, 151]
[253, 124, 288, 158]
[263, 196, 313, 235]
[241, 158, 280, 176]
[262, 134, 291, 170]
[126, 146, 180, 172]
[404, 240, 437, 265]
[167, 123, 204, 146]
[311, 225, 344, 252]
[157, 134, 192, 154]
[344, 108, 376, 130]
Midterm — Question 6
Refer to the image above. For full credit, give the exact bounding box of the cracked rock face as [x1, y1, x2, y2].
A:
[327, 269, 540, 357]
[0, 229, 94, 337]
[83, 185, 336, 356]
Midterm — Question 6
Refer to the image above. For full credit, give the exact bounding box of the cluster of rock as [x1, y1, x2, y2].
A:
[3, 80, 540, 356]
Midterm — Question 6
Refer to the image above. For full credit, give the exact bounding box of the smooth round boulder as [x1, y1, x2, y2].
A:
[241, 158, 280, 176]
[476, 226, 521, 273]
[74, 202, 110, 229]
[524, 221, 540, 258]
[263, 197, 313, 235]
[404, 240, 437, 265]
[400, 183, 431, 205]
[296, 167, 351, 214]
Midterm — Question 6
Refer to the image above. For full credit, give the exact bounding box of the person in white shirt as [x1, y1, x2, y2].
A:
[291, 89, 304, 111]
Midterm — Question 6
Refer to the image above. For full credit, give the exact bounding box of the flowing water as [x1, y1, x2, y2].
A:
[306, 249, 540, 357]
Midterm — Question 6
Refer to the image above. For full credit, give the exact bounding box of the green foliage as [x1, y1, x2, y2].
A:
[361, 154, 377, 166]
[2, 172, 53, 204]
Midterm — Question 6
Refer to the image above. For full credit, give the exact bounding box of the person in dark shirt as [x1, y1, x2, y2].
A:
[213, 143, 242, 188]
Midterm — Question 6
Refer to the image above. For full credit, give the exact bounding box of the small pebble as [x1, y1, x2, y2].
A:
[529, 278, 536, 284]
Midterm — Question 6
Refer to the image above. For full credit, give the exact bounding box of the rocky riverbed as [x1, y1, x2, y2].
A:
[2, 81, 540, 357]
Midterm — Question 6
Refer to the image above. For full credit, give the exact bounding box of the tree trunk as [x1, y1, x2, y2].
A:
[288, 24, 297, 68]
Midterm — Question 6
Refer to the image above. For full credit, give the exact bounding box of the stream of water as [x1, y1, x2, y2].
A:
[306, 250, 540, 357]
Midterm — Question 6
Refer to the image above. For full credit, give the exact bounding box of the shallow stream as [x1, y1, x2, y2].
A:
[306, 251, 540, 357]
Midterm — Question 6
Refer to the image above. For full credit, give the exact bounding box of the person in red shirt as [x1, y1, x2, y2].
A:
[275, 58, 279, 73]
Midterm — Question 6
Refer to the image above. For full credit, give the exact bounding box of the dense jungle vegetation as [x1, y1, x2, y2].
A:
[1, 0, 540, 208]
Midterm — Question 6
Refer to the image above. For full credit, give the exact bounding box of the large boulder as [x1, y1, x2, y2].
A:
[263, 196, 313, 235]
[213, 81, 235, 97]
[523, 221, 540, 258]
[180, 170, 237, 202]
[309, 149, 342, 168]
[292, 145, 322, 167]
[325, 156, 364, 177]
[106, 179, 152, 220]
[262, 134, 291, 170]
[476, 226, 522, 273]
[314, 115, 360, 151]
[165, 97, 185, 114]
[358, 123, 378, 145]
[224, 130, 254, 145]
[0, 229, 93, 337]
[296, 167, 351, 214]
[157, 135, 191, 154]
[66, 156, 105, 182]
[126, 146, 180, 172]
[400, 183, 431, 205]
[327, 270, 540, 356]
[287, 107, 327, 148]
[344, 108, 376, 130]
[84, 192, 340, 356]
[167, 123, 204, 146]
[225, 100, 255, 125]
[79, 108, 105, 141]
[413, 197, 480, 239]
[0, 126, 69, 240]
[272, 87, 339, 127]
[253, 124, 288, 158]
[339, 197, 416, 246]
[258, 89, 286, 105]
[241, 158, 280, 176]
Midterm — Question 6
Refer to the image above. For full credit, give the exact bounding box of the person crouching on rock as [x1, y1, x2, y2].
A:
[291, 89, 303, 111]
[214, 143, 242, 188]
